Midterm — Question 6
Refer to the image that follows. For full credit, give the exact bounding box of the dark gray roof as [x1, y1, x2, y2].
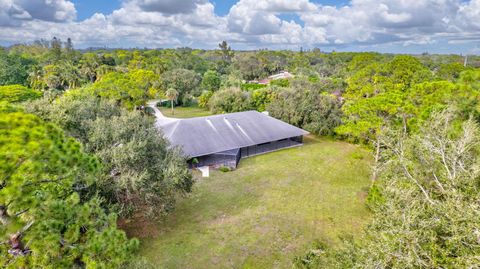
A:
[160, 111, 309, 157]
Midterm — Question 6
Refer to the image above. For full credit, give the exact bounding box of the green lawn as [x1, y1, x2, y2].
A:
[159, 105, 212, 118]
[126, 136, 372, 268]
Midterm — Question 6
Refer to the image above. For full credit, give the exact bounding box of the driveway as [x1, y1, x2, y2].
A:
[147, 100, 180, 126]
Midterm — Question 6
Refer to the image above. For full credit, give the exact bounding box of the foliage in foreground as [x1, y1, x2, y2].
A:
[0, 85, 41, 103]
[295, 110, 480, 268]
[26, 92, 193, 217]
[0, 104, 138, 268]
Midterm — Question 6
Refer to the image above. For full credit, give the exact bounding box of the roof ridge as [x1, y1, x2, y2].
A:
[163, 120, 182, 139]
[180, 110, 260, 121]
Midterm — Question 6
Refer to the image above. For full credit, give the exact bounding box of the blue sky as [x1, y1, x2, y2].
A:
[1, 0, 479, 54]
[72, 0, 350, 19]
[73, 0, 122, 20]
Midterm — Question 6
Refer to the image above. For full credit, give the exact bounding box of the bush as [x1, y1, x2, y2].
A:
[198, 90, 213, 108]
[350, 150, 364, 160]
[270, 78, 290, 87]
[219, 166, 231, 172]
[241, 83, 267, 91]
[365, 184, 384, 210]
[181, 93, 197, 107]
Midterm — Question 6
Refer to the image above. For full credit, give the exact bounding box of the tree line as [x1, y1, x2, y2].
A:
[1, 37, 480, 267]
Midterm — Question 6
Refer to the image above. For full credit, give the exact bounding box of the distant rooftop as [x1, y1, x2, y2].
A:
[159, 111, 309, 157]
[267, 71, 294, 80]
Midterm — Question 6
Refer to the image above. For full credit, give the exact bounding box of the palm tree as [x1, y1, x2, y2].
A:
[165, 88, 178, 115]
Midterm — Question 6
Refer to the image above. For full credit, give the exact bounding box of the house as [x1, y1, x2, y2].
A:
[257, 71, 294, 85]
[268, 71, 294, 80]
[159, 111, 309, 168]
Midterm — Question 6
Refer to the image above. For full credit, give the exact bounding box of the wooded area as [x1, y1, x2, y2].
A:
[1, 37, 480, 268]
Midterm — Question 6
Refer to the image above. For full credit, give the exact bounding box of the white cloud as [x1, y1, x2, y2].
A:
[0, 0, 76, 26]
[17, 0, 76, 22]
[0, 0, 479, 52]
[130, 0, 207, 14]
[457, 0, 480, 30]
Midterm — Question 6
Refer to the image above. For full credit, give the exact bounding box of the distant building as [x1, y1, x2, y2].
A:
[268, 71, 294, 80]
[257, 71, 294, 85]
[158, 111, 308, 168]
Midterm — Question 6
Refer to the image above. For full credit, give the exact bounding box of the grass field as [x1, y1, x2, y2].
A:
[123, 136, 372, 268]
[159, 105, 212, 118]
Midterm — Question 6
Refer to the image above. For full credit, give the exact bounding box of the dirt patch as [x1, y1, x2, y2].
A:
[118, 214, 160, 238]
[357, 189, 369, 202]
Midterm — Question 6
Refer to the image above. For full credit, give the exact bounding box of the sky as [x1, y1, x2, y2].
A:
[0, 0, 479, 54]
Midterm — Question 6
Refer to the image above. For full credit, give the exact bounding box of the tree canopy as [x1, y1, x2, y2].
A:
[0, 85, 41, 103]
[26, 92, 193, 218]
[0, 104, 138, 268]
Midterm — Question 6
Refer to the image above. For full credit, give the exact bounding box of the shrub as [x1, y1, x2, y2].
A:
[219, 166, 231, 172]
[365, 184, 384, 210]
[270, 78, 290, 87]
[350, 150, 364, 160]
[241, 83, 267, 91]
[198, 90, 213, 108]
[181, 93, 197, 107]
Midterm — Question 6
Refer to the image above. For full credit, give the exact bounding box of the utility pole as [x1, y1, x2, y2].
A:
[464, 54, 468, 67]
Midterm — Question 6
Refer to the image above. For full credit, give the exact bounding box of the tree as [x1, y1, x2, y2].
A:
[0, 50, 35, 86]
[49, 37, 62, 63]
[0, 104, 138, 268]
[345, 55, 432, 100]
[80, 53, 101, 83]
[42, 64, 64, 90]
[250, 88, 274, 112]
[436, 62, 468, 81]
[233, 53, 265, 81]
[166, 88, 178, 115]
[58, 61, 81, 89]
[208, 87, 251, 113]
[296, 109, 480, 268]
[85, 108, 193, 217]
[128, 69, 161, 99]
[0, 85, 41, 103]
[201, 70, 221, 92]
[161, 68, 200, 104]
[347, 52, 382, 73]
[459, 69, 480, 90]
[219, 41, 234, 63]
[88, 72, 145, 109]
[26, 93, 193, 217]
[175, 47, 211, 74]
[268, 87, 343, 136]
[64, 38, 78, 62]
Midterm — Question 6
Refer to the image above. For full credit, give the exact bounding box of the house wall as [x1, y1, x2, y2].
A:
[190, 150, 240, 169]
[190, 136, 304, 169]
[240, 136, 303, 158]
